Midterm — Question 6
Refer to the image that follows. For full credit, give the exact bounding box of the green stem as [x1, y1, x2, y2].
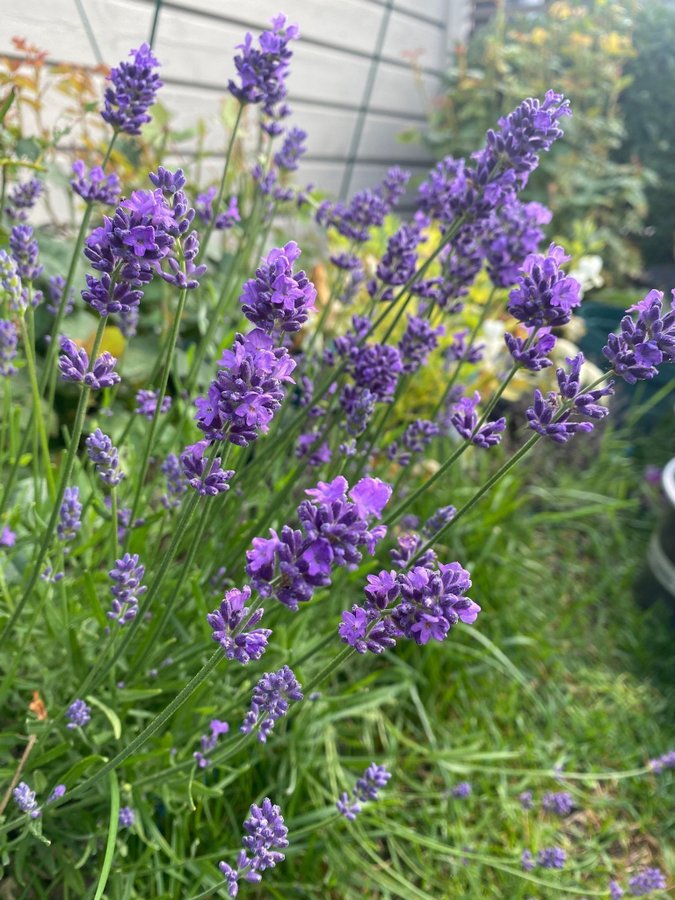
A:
[20, 313, 55, 502]
[197, 103, 244, 266]
[125, 286, 190, 539]
[0, 317, 107, 649]
[55, 652, 224, 807]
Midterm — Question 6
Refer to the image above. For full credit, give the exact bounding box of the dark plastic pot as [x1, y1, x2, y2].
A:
[647, 458, 675, 601]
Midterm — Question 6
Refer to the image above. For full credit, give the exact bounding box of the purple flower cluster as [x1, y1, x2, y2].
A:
[46, 275, 75, 317]
[218, 798, 288, 896]
[484, 198, 551, 288]
[240, 665, 303, 742]
[101, 43, 163, 135]
[0, 250, 23, 312]
[195, 188, 240, 230]
[240, 241, 316, 334]
[57, 486, 82, 545]
[195, 328, 296, 446]
[108, 553, 146, 624]
[274, 127, 307, 171]
[318, 167, 409, 242]
[507, 244, 581, 328]
[388, 419, 439, 467]
[58, 337, 121, 390]
[135, 389, 171, 420]
[247, 476, 391, 611]
[648, 749, 675, 773]
[160, 453, 188, 509]
[66, 698, 91, 729]
[338, 334, 403, 404]
[422, 505, 456, 538]
[70, 160, 120, 205]
[180, 440, 233, 496]
[603, 290, 675, 384]
[83, 167, 205, 318]
[13, 782, 41, 818]
[337, 763, 391, 821]
[10, 224, 43, 285]
[194, 718, 230, 768]
[228, 14, 299, 130]
[119, 806, 135, 828]
[542, 790, 573, 817]
[375, 221, 423, 290]
[627, 868, 667, 896]
[0, 320, 18, 377]
[86, 428, 124, 486]
[449, 392, 506, 448]
[505, 327, 556, 371]
[5, 178, 43, 221]
[522, 847, 566, 870]
[340, 560, 479, 654]
[207, 585, 272, 664]
[526, 353, 614, 444]
[444, 328, 485, 365]
[398, 315, 444, 373]
[451, 781, 472, 798]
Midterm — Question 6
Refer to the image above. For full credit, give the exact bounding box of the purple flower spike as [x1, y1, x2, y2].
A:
[603, 289, 675, 384]
[58, 337, 121, 390]
[649, 749, 675, 773]
[180, 440, 233, 496]
[341, 560, 478, 655]
[338, 762, 391, 820]
[47, 275, 75, 317]
[228, 14, 299, 126]
[542, 791, 573, 817]
[274, 127, 307, 171]
[135, 388, 171, 420]
[505, 328, 557, 371]
[66, 698, 91, 730]
[108, 553, 146, 625]
[240, 665, 303, 742]
[10, 224, 43, 287]
[507, 243, 581, 328]
[57, 486, 82, 545]
[70, 160, 120, 205]
[451, 781, 472, 798]
[13, 782, 40, 818]
[5, 178, 43, 221]
[195, 329, 296, 446]
[207, 585, 272, 664]
[240, 241, 316, 334]
[450, 391, 506, 448]
[536, 847, 566, 869]
[0, 320, 18, 377]
[86, 428, 124, 486]
[628, 867, 667, 895]
[102, 43, 163, 135]
[119, 806, 135, 828]
[398, 315, 444, 373]
[218, 797, 288, 895]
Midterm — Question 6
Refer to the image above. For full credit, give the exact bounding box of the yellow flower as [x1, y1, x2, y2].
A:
[569, 32, 593, 50]
[599, 32, 633, 57]
[549, 1, 572, 20]
[530, 27, 549, 46]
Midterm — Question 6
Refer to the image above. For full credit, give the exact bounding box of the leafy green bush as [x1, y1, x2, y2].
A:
[618, 1, 675, 263]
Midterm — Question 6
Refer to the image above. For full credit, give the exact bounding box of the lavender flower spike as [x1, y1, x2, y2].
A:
[102, 43, 163, 135]
[217, 797, 289, 895]
[180, 440, 233, 496]
[66, 698, 91, 729]
[240, 665, 303, 742]
[603, 289, 675, 384]
[57, 486, 82, 545]
[0, 320, 18, 377]
[337, 762, 391, 821]
[628, 867, 667, 895]
[13, 782, 40, 818]
[70, 160, 120, 205]
[86, 429, 124, 486]
[108, 553, 146, 624]
[240, 241, 316, 334]
[58, 337, 121, 390]
[207, 586, 271, 664]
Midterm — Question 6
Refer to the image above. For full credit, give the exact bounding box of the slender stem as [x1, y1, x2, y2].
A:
[431, 286, 499, 420]
[53, 651, 224, 807]
[197, 103, 244, 266]
[384, 440, 468, 526]
[20, 314, 56, 502]
[110, 485, 119, 563]
[125, 286, 190, 539]
[0, 317, 107, 649]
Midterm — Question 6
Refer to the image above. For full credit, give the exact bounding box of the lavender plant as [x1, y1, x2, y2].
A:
[0, 13, 672, 899]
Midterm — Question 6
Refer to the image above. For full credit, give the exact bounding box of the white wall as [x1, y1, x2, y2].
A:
[1, 0, 472, 201]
